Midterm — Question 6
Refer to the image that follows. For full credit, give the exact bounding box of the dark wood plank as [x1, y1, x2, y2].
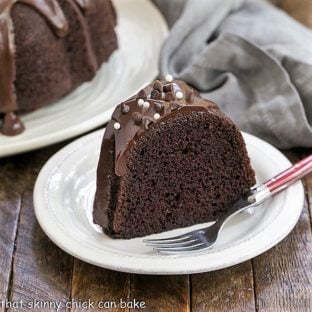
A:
[70, 259, 129, 312]
[252, 151, 312, 312]
[129, 275, 190, 312]
[70, 249, 189, 312]
[191, 262, 255, 312]
[7, 192, 73, 312]
[253, 199, 312, 312]
[0, 195, 20, 312]
[0, 157, 28, 312]
[0, 147, 73, 312]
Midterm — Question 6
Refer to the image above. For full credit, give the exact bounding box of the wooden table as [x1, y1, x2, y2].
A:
[1, 1, 312, 311]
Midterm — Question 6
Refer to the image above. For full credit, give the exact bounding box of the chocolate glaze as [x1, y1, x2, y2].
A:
[101, 79, 219, 177]
[1, 111, 25, 136]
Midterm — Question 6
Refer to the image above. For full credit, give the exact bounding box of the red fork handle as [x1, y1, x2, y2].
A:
[265, 155, 312, 195]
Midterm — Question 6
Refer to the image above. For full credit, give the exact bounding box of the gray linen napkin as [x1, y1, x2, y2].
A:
[153, 0, 312, 148]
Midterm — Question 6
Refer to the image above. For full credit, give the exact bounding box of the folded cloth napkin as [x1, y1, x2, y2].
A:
[153, 0, 312, 148]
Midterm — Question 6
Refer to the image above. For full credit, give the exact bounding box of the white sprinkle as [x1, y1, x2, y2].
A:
[137, 99, 144, 107]
[176, 91, 184, 99]
[165, 74, 173, 83]
[143, 101, 150, 109]
[114, 122, 121, 130]
[154, 113, 161, 120]
[13, 123, 21, 130]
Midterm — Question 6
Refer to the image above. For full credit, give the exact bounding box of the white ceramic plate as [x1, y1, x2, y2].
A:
[34, 129, 304, 275]
[0, 0, 168, 157]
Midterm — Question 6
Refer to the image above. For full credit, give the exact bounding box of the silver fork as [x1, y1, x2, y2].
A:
[143, 155, 312, 254]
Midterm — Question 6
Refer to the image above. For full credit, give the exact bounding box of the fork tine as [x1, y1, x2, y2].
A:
[154, 242, 211, 254]
[145, 238, 201, 248]
[143, 233, 192, 244]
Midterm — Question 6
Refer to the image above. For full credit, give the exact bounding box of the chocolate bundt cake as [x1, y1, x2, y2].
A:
[0, 0, 117, 136]
[93, 76, 256, 239]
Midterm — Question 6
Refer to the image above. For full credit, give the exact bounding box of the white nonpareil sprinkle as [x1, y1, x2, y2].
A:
[176, 91, 184, 99]
[165, 74, 173, 82]
[154, 113, 160, 120]
[137, 99, 144, 107]
[113, 122, 121, 130]
[13, 123, 21, 130]
[143, 101, 150, 109]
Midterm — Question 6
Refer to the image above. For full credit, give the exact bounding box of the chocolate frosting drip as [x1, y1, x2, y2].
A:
[1, 111, 25, 136]
[102, 79, 219, 177]
[0, 0, 68, 136]
[74, 0, 90, 12]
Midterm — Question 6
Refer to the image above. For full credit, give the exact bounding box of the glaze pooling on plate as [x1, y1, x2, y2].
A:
[33, 129, 304, 274]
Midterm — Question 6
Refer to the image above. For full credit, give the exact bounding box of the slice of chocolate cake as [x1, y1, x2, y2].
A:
[93, 76, 256, 239]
